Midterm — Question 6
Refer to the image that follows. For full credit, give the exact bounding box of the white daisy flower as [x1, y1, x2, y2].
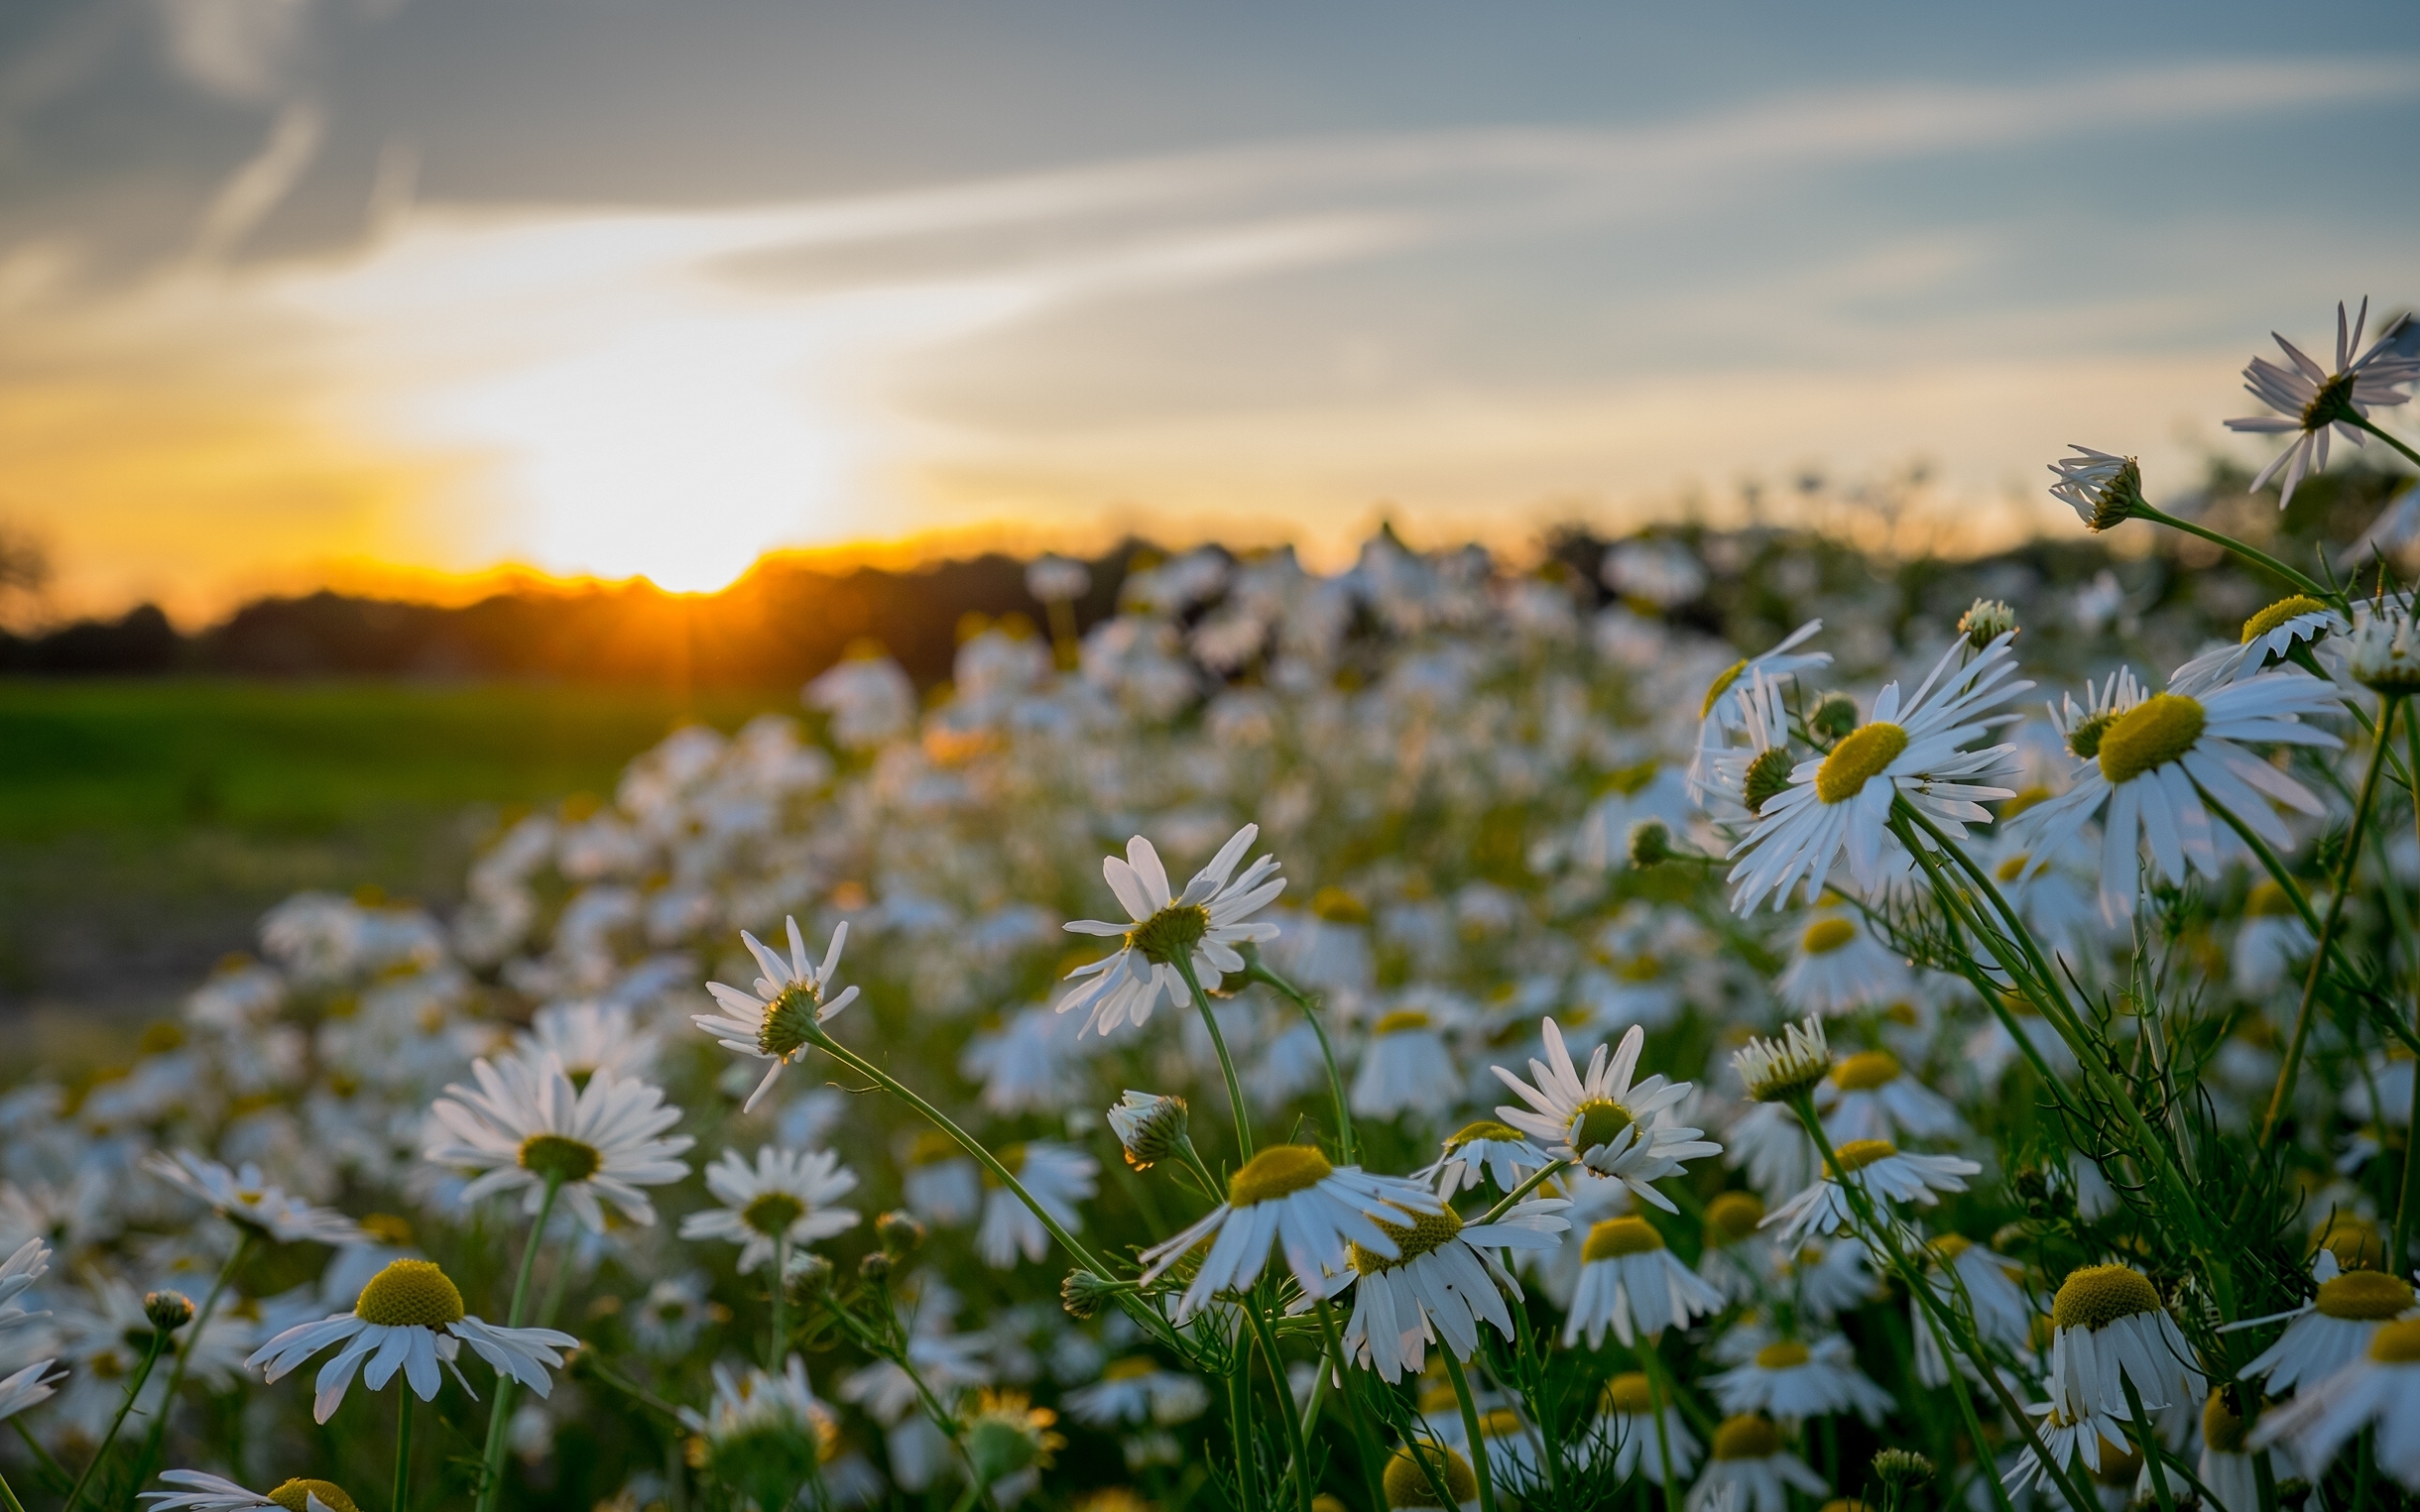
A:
[2198, 1389, 2262, 1512]
[1696, 1192, 1775, 1304]
[1816, 1050, 1966, 1147]
[1784, 1236, 1880, 1323]
[2049, 446, 2147, 532]
[1911, 1233, 2034, 1387]
[145, 1151, 365, 1246]
[248, 1257, 576, 1424]
[629, 1272, 712, 1357]
[142, 1471, 361, 1512]
[1687, 1415, 1826, 1512]
[1707, 1333, 1894, 1424]
[960, 1006, 1093, 1116]
[2169, 596, 2351, 695]
[2046, 1263, 2205, 1421]
[1351, 1006, 1465, 1119]
[1723, 1102, 1818, 1206]
[1773, 913, 1911, 1018]
[1563, 1216, 1725, 1347]
[1471, 1405, 1540, 1480]
[1705, 669, 1802, 822]
[1596, 1371, 1701, 1486]
[1492, 1019, 1721, 1213]
[424, 1053, 693, 1232]
[2226, 297, 2420, 510]
[0, 1358, 62, 1424]
[2015, 669, 2342, 921]
[1323, 1196, 1567, 1382]
[977, 1142, 1096, 1268]
[1062, 1356, 1210, 1428]
[1762, 1139, 1981, 1248]
[902, 1130, 982, 1225]
[1415, 1120, 1551, 1198]
[678, 1146, 862, 1274]
[1727, 635, 2029, 913]
[680, 1352, 840, 1460]
[694, 917, 860, 1112]
[1105, 1091, 1191, 1171]
[2002, 1402, 2134, 1499]
[1138, 1144, 1442, 1321]
[1056, 824, 1284, 1036]
[1687, 621, 1830, 804]
[0, 1236, 50, 1330]
[515, 1000, 662, 1089]
[2228, 1251, 2417, 1393]
[2250, 1317, 2420, 1490]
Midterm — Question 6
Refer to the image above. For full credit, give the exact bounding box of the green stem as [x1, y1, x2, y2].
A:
[128, 1231, 251, 1501]
[393, 1388, 415, 1512]
[2133, 504, 2335, 602]
[1635, 1349, 1683, 1512]
[1316, 1300, 1389, 1512]
[1174, 954, 1255, 1162]
[1245, 955, 1355, 1163]
[11, 1419, 68, 1494]
[62, 1332, 167, 1512]
[1226, 1342, 1259, 1512]
[1478, 1158, 1569, 1225]
[770, 1235, 791, 1371]
[2351, 413, 2420, 475]
[475, 1174, 563, 1512]
[1912, 1303, 2016, 1512]
[1441, 1351, 1500, 1512]
[2261, 695, 2397, 1146]
[2121, 1378, 2176, 1512]
[2400, 706, 2420, 1276]
[1248, 1305, 1314, 1512]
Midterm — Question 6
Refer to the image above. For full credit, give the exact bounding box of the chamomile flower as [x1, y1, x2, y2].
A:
[2015, 670, 2342, 921]
[142, 1472, 361, 1512]
[1597, 1371, 1702, 1486]
[694, 917, 860, 1113]
[1382, 1446, 1480, 1512]
[1816, 1051, 1965, 1146]
[1910, 1234, 2034, 1387]
[1774, 914, 1911, 1018]
[2048, 447, 2146, 533]
[1062, 1357, 1210, 1428]
[1726, 635, 2028, 914]
[1706, 669, 1802, 821]
[0, 1236, 50, 1329]
[0, 1358, 62, 1424]
[1563, 1216, 1725, 1347]
[2198, 1389, 2262, 1512]
[248, 1257, 575, 1423]
[145, 1151, 365, 1245]
[1762, 1140, 1981, 1248]
[1688, 622, 1830, 804]
[2002, 1404, 2134, 1499]
[1697, 1192, 1775, 1303]
[1056, 825, 1284, 1036]
[1706, 1333, 1894, 1424]
[1492, 1019, 1720, 1212]
[1687, 1415, 1827, 1512]
[424, 1053, 692, 1232]
[1723, 1103, 1818, 1206]
[2226, 297, 2420, 511]
[2046, 1264, 2205, 1420]
[2249, 1317, 2420, 1490]
[680, 1354, 844, 1497]
[2229, 1250, 2417, 1392]
[1137, 1144, 1442, 1320]
[1352, 1006, 1465, 1119]
[1784, 1236, 1879, 1323]
[977, 1142, 1096, 1269]
[1415, 1121, 1551, 1198]
[1325, 1197, 1567, 1382]
[2169, 596, 2351, 695]
[1105, 1092, 1190, 1171]
[678, 1146, 862, 1274]
[902, 1131, 982, 1225]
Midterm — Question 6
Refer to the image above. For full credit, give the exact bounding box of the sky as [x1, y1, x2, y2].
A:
[2, 2, 2416, 622]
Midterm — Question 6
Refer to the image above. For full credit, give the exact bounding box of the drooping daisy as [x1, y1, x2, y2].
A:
[2197, 1389, 2263, 1512]
[1325, 1197, 1567, 1382]
[678, 1146, 862, 1274]
[1138, 1144, 1442, 1320]
[1762, 1139, 1981, 1248]
[1816, 1051, 1966, 1147]
[142, 1471, 363, 1512]
[0, 1358, 63, 1424]
[424, 1053, 692, 1231]
[2016, 669, 2341, 921]
[248, 1257, 576, 1423]
[0, 1236, 50, 1329]
[2225, 296, 2420, 510]
[1597, 1371, 1702, 1486]
[1727, 635, 2028, 914]
[1687, 622, 1830, 804]
[1063, 1356, 1211, 1428]
[2048, 446, 2147, 533]
[1563, 1216, 1725, 1347]
[1697, 1191, 1774, 1303]
[1105, 1092, 1190, 1171]
[1492, 1019, 1721, 1213]
[2229, 1250, 2417, 1392]
[145, 1151, 365, 1246]
[2046, 1263, 2205, 1421]
[1706, 1333, 1894, 1424]
[1774, 913, 1911, 1018]
[2250, 1317, 2420, 1490]
[1687, 1415, 1827, 1512]
[1705, 669, 1802, 822]
[977, 1142, 1097, 1268]
[1910, 1233, 2034, 1386]
[2169, 596, 2351, 695]
[1351, 1006, 1465, 1119]
[694, 917, 860, 1112]
[2002, 1403, 2135, 1500]
[1056, 825, 1285, 1037]
[1415, 1120, 1551, 1198]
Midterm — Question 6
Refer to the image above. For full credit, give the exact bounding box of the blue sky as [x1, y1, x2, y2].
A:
[2, 1, 2415, 612]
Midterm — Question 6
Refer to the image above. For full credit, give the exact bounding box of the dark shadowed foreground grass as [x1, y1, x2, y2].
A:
[0, 678, 789, 1064]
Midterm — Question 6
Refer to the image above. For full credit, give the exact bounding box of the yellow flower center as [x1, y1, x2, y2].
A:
[1754, 1341, 1811, 1370]
[1800, 917, 1860, 956]
[2315, 1215, 2384, 1271]
[1601, 1372, 1653, 1415]
[1815, 723, 1908, 804]
[1567, 1099, 1634, 1156]
[742, 1192, 806, 1238]
[1102, 1357, 1157, 1381]
[1444, 1120, 1519, 1151]
[1828, 1138, 1896, 1176]
[2203, 1388, 2247, 1454]
[519, 1134, 602, 1185]
[2241, 596, 2326, 643]
[1373, 1010, 1432, 1035]
[1310, 886, 1370, 924]
[1228, 1145, 1333, 1208]
[2368, 1318, 2420, 1363]
[1831, 1051, 1900, 1092]
[2090, 1438, 2142, 1486]
[269, 1481, 361, 1512]
[2315, 1270, 2416, 1320]
[1582, 1217, 1664, 1261]
[1475, 1409, 1522, 1439]
[1711, 1415, 1781, 1461]
[2050, 1264, 2160, 1332]
[354, 1259, 465, 1329]
[908, 1129, 961, 1166]
[1702, 660, 1748, 719]
[1994, 852, 2031, 882]
[1348, 1206, 1465, 1275]
[2098, 694, 2204, 785]
[2246, 880, 2295, 918]
[1127, 903, 1212, 967]
[1705, 1191, 1765, 1245]
[1929, 1233, 1973, 1262]
[1383, 1448, 1477, 1509]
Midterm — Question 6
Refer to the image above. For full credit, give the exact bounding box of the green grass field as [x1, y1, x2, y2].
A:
[0, 678, 794, 1061]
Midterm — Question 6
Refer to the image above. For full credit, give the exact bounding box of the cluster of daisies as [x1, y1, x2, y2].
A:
[0, 299, 2418, 1512]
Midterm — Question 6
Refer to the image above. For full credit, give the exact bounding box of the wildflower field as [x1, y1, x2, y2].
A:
[6, 300, 2420, 1512]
